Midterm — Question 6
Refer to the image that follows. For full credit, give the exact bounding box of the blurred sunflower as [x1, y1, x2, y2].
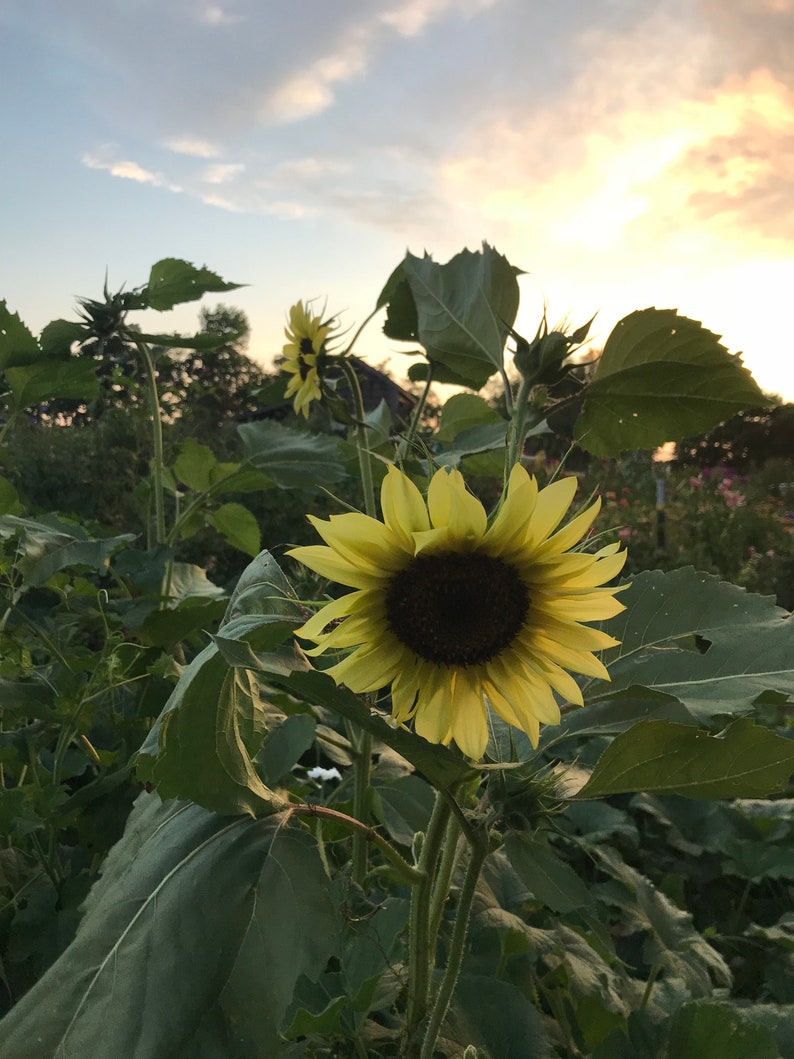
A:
[288, 464, 627, 759]
[281, 300, 330, 417]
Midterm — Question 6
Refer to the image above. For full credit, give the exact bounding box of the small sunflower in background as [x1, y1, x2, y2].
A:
[281, 300, 332, 417]
[288, 463, 627, 760]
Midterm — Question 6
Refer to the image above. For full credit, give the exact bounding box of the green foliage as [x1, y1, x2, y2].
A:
[575, 309, 765, 456]
[1, 250, 792, 1058]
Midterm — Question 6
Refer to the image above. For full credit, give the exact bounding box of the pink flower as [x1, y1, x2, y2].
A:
[618, 527, 632, 539]
[688, 476, 703, 491]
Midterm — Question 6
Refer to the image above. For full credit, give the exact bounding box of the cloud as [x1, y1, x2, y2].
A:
[82, 147, 183, 193]
[202, 163, 246, 184]
[165, 137, 220, 158]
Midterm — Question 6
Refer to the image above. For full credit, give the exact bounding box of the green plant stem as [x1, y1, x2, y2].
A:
[133, 340, 167, 548]
[404, 793, 454, 1052]
[505, 373, 534, 475]
[419, 827, 489, 1059]
[339, 357, 377, 884]
[427, 812, 463, 947]
[287, 803, 423, 885]
[397, 365, 434, 459]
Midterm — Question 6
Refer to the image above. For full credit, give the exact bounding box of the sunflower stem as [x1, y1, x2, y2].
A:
[404, 792, 453, 1054]
[427, 811, 463, 947]
[419, 824, 490, 1059]
[397, 364, 434, 459]
[505, 372, 534, 475]
[340, 358, 378, 885]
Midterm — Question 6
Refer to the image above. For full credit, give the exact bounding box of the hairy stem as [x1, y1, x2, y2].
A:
[419, 827, 489, 1059]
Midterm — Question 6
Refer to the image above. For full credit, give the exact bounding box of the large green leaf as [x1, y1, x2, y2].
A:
[5, 358, 100, 409]
[142, 258, 243, 311]
[600, 568, 794, 722]
[38, 318, 88, 358]
[380, 244, 521, 390]
[0, 796, 341, 1057]
[237, 420, 344, 490]
[574, 309, 765, 456]
[0, 303, 41, 369]
[208, 502, 261, 557]
[578, 718, 794, 799]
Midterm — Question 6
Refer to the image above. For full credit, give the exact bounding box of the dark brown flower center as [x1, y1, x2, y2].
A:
[385, 552, 529, 667]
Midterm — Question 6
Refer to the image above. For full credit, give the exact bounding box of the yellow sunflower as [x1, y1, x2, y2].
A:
[281, 300, 330, 418]
[288, 463, 627, 760]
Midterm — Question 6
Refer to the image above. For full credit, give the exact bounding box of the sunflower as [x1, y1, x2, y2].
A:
[288, 463, 627, 760]
[281, 300, 330, 418]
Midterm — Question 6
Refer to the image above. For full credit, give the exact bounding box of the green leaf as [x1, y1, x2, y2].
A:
[38, 318, 88, 358]
[166, 562, 225, 603]
[135, 329, 242, 351]
[575, 309, 765, 456]
[578, 718, 794, 800]
[5, 358, 100, 408]
[386, 243, 521, 390]
[136, 623, 298, 815]
[437, 393, 502, 442]
[237, 420, 344, 490]
[224, 549, 303, 622]
[142, 258, 243, 312]
[174, 438, 216, 491]
[667, 1000, 780, 1059]
[0, 475, 22, 516]
[0, 796, 340, 1057]
[273, 669, 477, 790]
[212, 613, 309, 676]
[0, 515, 134, 586]
[0, 302, 39, 369]
[208, 502, 261, 557]
[594, 847, 731, 994]
[601, 568, 794, 722]
[257, 713, 316, 784]
[544, 687, 695, 748]
[447, 975, 553, 1059]
[374, 775, 435, 847]
[504, 832, 590, 912]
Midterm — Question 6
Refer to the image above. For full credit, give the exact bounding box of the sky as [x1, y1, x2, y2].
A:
[2, 0, 793, 400]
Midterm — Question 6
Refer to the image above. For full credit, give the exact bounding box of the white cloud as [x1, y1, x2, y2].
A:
[82, 148, 182, 193]
[199, 5, 243, 26]
[164, 137, 220, 158]
[202, 163, 245, 184]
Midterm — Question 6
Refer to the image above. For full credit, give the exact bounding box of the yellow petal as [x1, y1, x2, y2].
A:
[524, 476, 578, 551]
[414, 680, 453, 745]
[530, 636, 611, 680]
[380, 465, 430, 548]
[485, 465, 539, 554]
[295, 590, 366, 639]
[307, 512, 407, 572]
[534, 498, 601, 558]
[449, 673, 489, 759]
[327, 641, 402, 693]
[285, 545, 382, 589]
[538, 594, 626, 622]
[428, 467, 487, 544]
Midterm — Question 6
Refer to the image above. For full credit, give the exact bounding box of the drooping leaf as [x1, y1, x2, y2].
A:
[600, 568, 794, 722]
[166, 561, 225, 603]
[595, 847, 731, 994]
[5, 358, 100, 409]
[381, 244, 522, 390]
[135, 329, 243, 351]
[257, 713, 317, 784]
[208, 502, 261, 557]
[237, 420, 344, 490]
[0, 796, 340, 1057]
[374, 775, 435, 847]
[0, 302, 40, 369]
[142, 258, 243, 312]
[578, 718, 794, 800]
[437, 393, 503, 442]
[575, 309, 765, 456]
